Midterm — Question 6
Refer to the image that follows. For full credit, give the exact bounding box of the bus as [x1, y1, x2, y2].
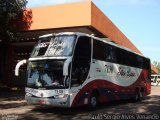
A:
[15, 32, 151, 109]
[151, 74, 160, 86]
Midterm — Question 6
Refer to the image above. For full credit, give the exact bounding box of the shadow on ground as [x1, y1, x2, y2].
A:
[0, 91, 26, 109]
[18, 95, 160, 120]
[0, 102, 27, 109]
[0, 91, 24, 101]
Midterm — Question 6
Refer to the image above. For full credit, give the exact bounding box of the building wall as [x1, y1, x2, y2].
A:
[30, 1, 91, 30]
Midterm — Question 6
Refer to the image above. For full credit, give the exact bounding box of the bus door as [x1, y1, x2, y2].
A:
[70, 36, 92, 93]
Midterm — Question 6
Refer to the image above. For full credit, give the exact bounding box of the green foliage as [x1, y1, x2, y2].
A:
[152, 61, 160, 74]
[0, 0, 27, 42]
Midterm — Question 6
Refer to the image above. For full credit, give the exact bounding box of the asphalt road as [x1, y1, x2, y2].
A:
[0, 86, 160, 120]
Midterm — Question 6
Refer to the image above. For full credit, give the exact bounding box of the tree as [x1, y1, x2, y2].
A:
[0, 0, 32, 86]
[0, 0, 32, 43]
[152, 61, 160, 74]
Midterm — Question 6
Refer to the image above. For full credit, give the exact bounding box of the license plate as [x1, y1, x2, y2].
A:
[37, 100, 46, 105]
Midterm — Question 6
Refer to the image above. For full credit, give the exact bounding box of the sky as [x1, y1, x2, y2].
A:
[27, 0, 160, 62]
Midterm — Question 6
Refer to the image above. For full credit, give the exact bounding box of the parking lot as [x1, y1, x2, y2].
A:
[0, 86, 160, 120]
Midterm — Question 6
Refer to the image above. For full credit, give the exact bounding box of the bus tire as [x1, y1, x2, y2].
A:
[133, 90, 144, 102]
[139, 90, 144, 101]
[88, 92, 98, 110]
[133, 90, 140, 102]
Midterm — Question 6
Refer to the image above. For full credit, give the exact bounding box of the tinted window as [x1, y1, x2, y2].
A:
[143, 58, 150, 69]
[105, 45, 117, 62]
[93, 39, 150, 69]
[115, 48, 123, 65]
[93, 40, 105, 61]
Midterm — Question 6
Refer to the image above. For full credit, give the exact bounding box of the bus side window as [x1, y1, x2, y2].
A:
[105, 45, 117, 63]
[115, 48, 123, 65]
[143, 58, 150, 70]
[137, 56, 143, 68]
[93, 40, 105, 61]
[105, 45, 111, 61]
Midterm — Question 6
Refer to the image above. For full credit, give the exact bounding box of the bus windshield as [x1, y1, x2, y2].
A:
[27, 60, 69, 89]
[31, 35, 76, 57]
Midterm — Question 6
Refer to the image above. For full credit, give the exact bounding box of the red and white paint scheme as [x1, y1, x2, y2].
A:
[15, 32, 151, 109]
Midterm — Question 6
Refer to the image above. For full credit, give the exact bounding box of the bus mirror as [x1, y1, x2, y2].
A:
[63, 57, 72, 76]
[15, 59, 28, 76]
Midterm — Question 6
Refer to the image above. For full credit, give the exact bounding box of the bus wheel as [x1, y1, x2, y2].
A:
[139, 90, 144, 101]
[133, 90, 140, 102]
[88, 92, 98, 110]
[133, 90, 143, 102]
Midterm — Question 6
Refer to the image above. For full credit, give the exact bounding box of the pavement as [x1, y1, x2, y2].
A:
[0, 86, 160, 120]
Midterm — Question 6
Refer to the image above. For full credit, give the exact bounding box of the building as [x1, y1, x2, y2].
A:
[0, 1, 158, 86]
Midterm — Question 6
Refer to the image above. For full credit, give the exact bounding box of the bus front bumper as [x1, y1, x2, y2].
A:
[25, 95, 70, 107]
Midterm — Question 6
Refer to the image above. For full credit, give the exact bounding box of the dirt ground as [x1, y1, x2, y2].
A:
[0, 86, 160, 120]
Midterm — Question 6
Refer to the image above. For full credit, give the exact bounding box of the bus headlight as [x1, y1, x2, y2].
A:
[54, 94, 68, 99]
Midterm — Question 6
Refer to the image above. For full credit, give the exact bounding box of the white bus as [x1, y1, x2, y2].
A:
[15, 32, 151, 109]
[151, 74, 160, 86]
